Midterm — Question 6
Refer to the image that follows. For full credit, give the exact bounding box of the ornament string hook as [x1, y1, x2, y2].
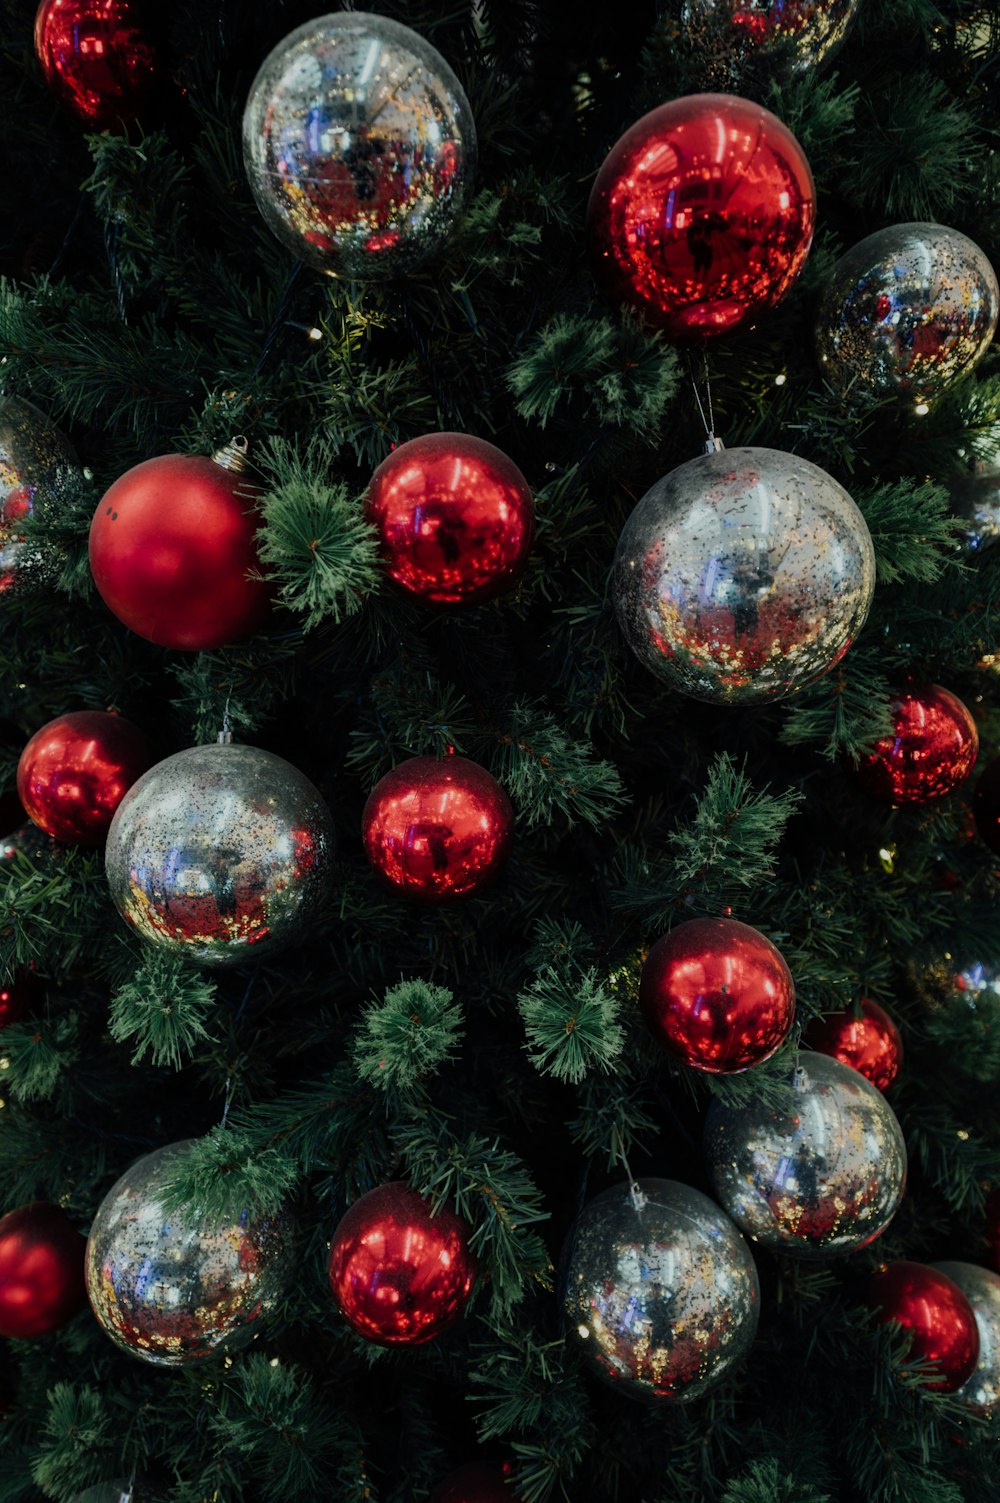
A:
[686, 349, 724, 454]
[217, 691, 234, 746]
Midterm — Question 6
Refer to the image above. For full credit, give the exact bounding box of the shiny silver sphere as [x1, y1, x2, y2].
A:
[0, 395, 80, 587]
[681, 0, 860, 77]
[933, 1261, 1000, 1416]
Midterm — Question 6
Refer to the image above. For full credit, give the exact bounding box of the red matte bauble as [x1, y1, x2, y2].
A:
[587, 93, 815, 341]
[362, 755, 513, 903]
[805, 998, 903, 1092]
[0, 1202, 86, 1339]
[854, 685, 978, 805]
[17, 711, 151, 847]
[973, 757, 1000, 855]
[328, 1181, 476, 1345]
[431, 1465, 519, 1503]
[869, 1261, 979, 1391]
[639, 917, 795, 1073]
[34, 0, 157, 130]
[88, 453, 270, 650]
[366, 433, 535, 604]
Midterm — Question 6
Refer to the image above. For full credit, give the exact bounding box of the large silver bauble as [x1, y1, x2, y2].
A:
[562, 1178, 759, 1402]
[85, 1141, 290, 1367]
[933, 1261, 1000, 1417]
[815, 223, 999, 406]
[105, 742, 334, 967]
[680, 0, 860, 78]
[950, 465, 1000, 553]
[243, 12, 476, 279]
[704, 1052, 907, 1258]
[0, 395, 80, 588]
[612, 445, 875, 703]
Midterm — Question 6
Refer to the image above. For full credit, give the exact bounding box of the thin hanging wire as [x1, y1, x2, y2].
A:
[686, 348, 723, 452]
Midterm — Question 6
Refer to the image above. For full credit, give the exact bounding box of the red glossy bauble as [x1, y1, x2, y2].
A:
[854, 685, 978, 805]
[868, 1261, 979, 1391]
[587, 93, 815, 341]
[430, 1465, 519, 1503]
[88, 451, 270, 650]
[0, 1202, 86, 1339]
[34, 0, 157, 130]
[362, 755, 513, 903]
[328, 1181, 476, 1346]
[0, 973, 41, 1030]
[805, 998, 903, 1092]
[365, 433, 535, 604]
[973, 756, 1000, 855]
[17, 711, 151, 846]
[639, 916, 795, 1073]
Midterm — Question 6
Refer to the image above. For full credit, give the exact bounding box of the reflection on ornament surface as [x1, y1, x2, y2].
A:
[934, 1261, 1000, 1415]
[681, 0, 861, 74]
[34, 0, 157, 128]
[0, 396, 80, 593]
[853, 684, 978, 805]
[17, 711, 151, 847]
[805, 998, 903, 1092]
[950, 465, 1000, 553]
[869, 1260, 979, 1392]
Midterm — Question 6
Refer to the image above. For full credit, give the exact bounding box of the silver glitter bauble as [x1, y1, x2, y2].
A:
[242, 12, 476, 279]
[85, 1140, 290, 1366]
[815, 223, 999, 406]
[612, 445, 875, 703]
[704, 1052, 907, 1258]
[0, 395, 80, 590]
[950, 465, 1000, 553]
[105, 742, 334, 967]
[680, 0, 860, 78]
[933, 1261, 1000, 1417]
[562, 1178, 759, 1402]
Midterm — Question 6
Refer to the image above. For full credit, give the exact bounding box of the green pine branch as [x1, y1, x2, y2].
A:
[518, 963, 624, 1084]
[352, 978, 464, 1103]
[108, 950, 218, 1070]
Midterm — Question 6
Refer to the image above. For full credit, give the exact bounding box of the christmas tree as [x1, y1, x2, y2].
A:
[1, 0, 1000, 1499]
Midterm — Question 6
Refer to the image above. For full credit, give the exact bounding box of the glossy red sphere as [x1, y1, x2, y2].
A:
[34, 0, 157, 129]
[362, 755, 513, 903]
[0, 973, 41, 1030]
[366, 433, 535, 604]
[17, 711, 151, 846]
[431, 1465, 519, 1503]
[854, 685, 978, 805]
[973, 756, 1000, 855]
[0, 1202, 86, 1339]
[869, 1261, 979, 1391]
[805, 998, 903, 1092]
[88, 453, 270, 650]
[587, 93, 815, 341]
[329, 1181, 476, 1346]
[639, 916, 795, 1073]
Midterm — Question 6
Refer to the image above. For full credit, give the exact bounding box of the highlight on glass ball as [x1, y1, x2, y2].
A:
[17, 710, 152, 847]
[805, 998, 903, 1093]
[612, 445, 875, 703]
[366, 433, 535, 605]
[868, 1261, 979, 1392]
[242, 12, 477, 280]
[852, 684, 978, 805]
[680, 0, 861, 76]
[587, 93, 814, 341]
[950, 464, 1000, 554]
[0, 395, 81, 595]
[932, 1261, 1000, 1415]
[34, 0, 158, 130]
[0, 1200, 87, 1339]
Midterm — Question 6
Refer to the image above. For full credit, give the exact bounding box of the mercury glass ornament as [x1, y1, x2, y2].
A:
[105, 740, 334, 967]
[563, 1178, 759, 1403]
[680, 0, 860, 79]
[934, 1261, 1000, 1415]
[612, 444, 875, 703]
[0, 395, 80, 592]
[950, 465, 1000, 553]
[86, 1140, 290, 1366]
[243, 12, 476, 279]
[815, 223, 999, 406]
[705, 1052, 907, 1257]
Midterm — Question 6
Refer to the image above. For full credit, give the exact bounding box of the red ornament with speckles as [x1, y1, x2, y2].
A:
[17, 711, 151, 846]
[34, 0, 157, 129]
[854, 684, 978, 805]
[0, 1202, 86, 1339]
[806, 998, 903, 1092]
[430, 1465, 520, 1503]
[869, 1261, 979, 1391]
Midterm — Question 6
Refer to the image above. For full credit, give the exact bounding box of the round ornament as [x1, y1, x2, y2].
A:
[430, 1466, 517, 1503]
[17, 711, 151, 847]
[0, 396, 80, 594]
[705, 1052, 907, 1257]
[86, 1140, 290, 1366]
[868, 1261, 979, 1392]
[563, 1178, 759, 1403]
[0, 822, 54, 863]
[950, 465, 1000, 553]
[243, 12, 476, 280]
[639, 917, 795, 1074]
[815, 223, 999, 406]
[933, 1261, 1000, 1415]
[805, 998, 903, 1092]
[105, 741, 334, 967]
[366, 433, 535, 605]
[612, 445, 875, 703]
[329, 1181, 476, 1345]
[587, 93, 814, 340]
[853, 684, 978, 805]
[680, 0, 860, 77]
[88, 443, 269, 651]
[34, 0, 158, 129]
[973, 757, 1000, 856]
[362, 755, 512, 903]
[0, 1201, 86, 1338]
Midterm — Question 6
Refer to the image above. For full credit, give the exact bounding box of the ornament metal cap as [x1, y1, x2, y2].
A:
[704, 434, 725, 454]
[211, 436, 250, 473]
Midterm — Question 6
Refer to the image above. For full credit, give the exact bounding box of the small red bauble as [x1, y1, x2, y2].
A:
[973, 757, 1000, 855]
[639, 916, 795, 1073]
[587, 93, 815, 341]
[365, 433, 534, 605]
[868, 1261, 979, 1391]
[854, 684, 978, 805]
[34, 0, 157, 129]
[17, 711, 151, 847]
[431, 1465, 519, 1503]
[0, 1202, 86, 1339]
[328, 1181, 476, 1346]
[362, 755, 513, 903]
[88, 448, 270, 650]
[805, 998, 903, 1093]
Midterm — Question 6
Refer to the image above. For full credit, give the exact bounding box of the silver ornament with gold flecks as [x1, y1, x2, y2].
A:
[105, 742, 334, 968]
[679, 0, 860, 83]
[815, 222, 999, 406]
[562, 1178, 759, 1403]
[612, 445, 875, 703]
[86, 1141, 290, 1367]
[705, 1052, 907, 1258]
[934, 1261, 1000, 1417]
[243, 12, 476, 280]
[0, 395, 80, 589]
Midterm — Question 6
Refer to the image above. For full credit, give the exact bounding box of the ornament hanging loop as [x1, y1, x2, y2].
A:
[212, 435, 250, 473]
[686, 349, 723, 452]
